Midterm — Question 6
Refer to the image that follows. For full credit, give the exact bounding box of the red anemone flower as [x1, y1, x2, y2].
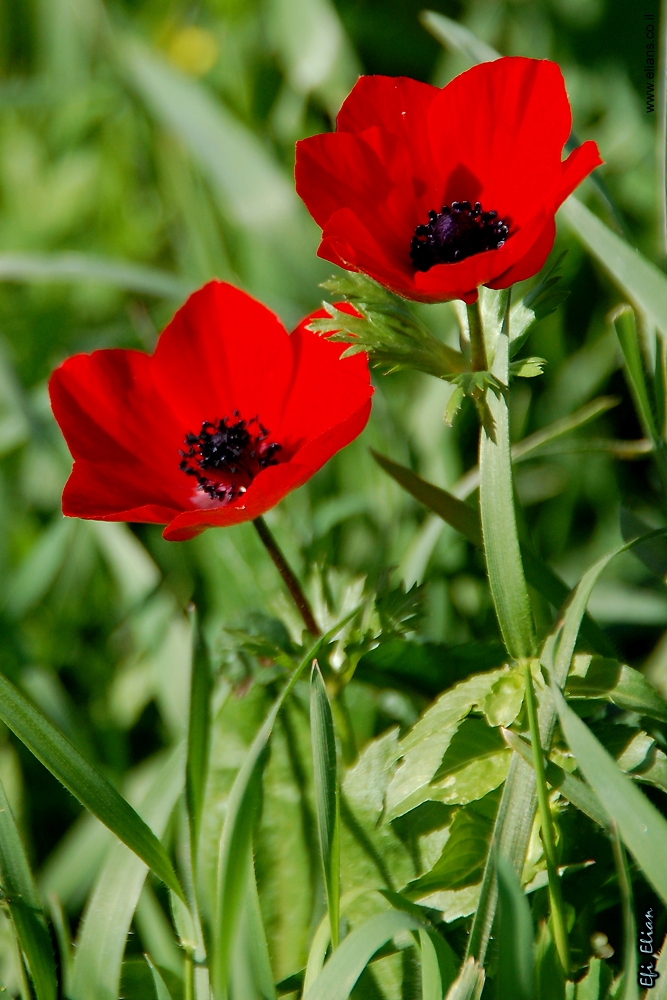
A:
[49, 281, 372, 542]
[295, 57, 602, 304]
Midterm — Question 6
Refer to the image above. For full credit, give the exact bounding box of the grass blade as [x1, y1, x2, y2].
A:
[549, 678, 667, 906]
[612, 305, 658, 440]
[443, 958, 485, 1000]
[0, 671, 185, 901]
[610, 825, 639, 1000]
[478, 290, 535, 659]
[48, 894, 73, 998]
[70, 748, 185, 1000]
[372, 451, 613, 656]
[0, 777, 57, 1000]
[145, 955, 175, 1000]
[419, 929, 442, 1000]
[495, 854, 535, 1000]
[302, 910, 422, 1000]
[186, 606, 213, 865]
[0, 251, 193, 298]
[310, 662, 341, 949]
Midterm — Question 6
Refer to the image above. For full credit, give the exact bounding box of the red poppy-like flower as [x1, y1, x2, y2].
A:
[49, 281, 373, 541]
[296, 57, 602, 304]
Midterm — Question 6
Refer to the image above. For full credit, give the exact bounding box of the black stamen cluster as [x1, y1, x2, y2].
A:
[410, 201, 510, 272]
[180, 412, 282, 503]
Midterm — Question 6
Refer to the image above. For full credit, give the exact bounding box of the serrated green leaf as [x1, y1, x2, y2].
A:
[432, 717, 507, 782]
[302, 910, 422, 1000]
[510, 357, 547, 378]
[0, 671, 184, 901]
[404, 792, 499, 898]
[0, 777, 57, 1000]
[310, 663, 340, 949]
[496, 854, 535, 1000]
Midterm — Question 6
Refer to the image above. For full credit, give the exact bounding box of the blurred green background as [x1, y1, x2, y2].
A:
[0, 0, 664, 991]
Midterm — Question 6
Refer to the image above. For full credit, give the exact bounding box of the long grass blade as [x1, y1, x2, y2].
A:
[0, 251, 193, 298]
[495, 855, 535, 1000]
[0, 671, 185, 901]
[610, 825, 639, 1000]
[310, 662, 340, 949]
[302, 910, 422, 1000]
[0, 777, 57, 1000]
[186, 606, 213, 865]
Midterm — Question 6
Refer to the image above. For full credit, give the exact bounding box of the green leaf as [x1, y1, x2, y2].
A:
[310, 662, 341, 948]
[612, 305, 658, 440]
[0, 670, 184, 901]
[302, 910, 422, 1000]
[574, 958, 612, 1000]
[0, 251, 193, 298]
[230, 857, 277, 1000]
[0, 777, 58, 1000]
[404, 792, 499, 898]
[495, 854, 535, 1000]
[478, 294, 535, 659]
[145, 956, 175, 1000]
[432, 717, 507, 782]
[565, 655, 667, 721]
[510, 356, 547, 378]
[47, 894, 73, 998]
[420, 10, 498, 62]
[548, 679, 667, 906]
[620, 507, 667, 579]
[501, 729, 609, 830]
[419, 930, 442, 1000]
[69, 748, 185, 1000]
[186, 606, 213, 863]
[4, 516, 75, 618]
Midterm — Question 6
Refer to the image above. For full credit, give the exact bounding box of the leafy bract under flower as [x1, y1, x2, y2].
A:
[49, 281, 373, 541]
[295, 57, 602, 304]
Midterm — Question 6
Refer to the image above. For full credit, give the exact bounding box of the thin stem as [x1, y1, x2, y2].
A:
[466, 299, 488, 371]
[523, 660, 571, 975]
[184, 949, 195, 1000]
[253, 516, 320, 636]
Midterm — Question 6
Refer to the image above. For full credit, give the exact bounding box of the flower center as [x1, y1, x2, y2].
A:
[179, 413, 282, 504]
[410, 201, 510, 272]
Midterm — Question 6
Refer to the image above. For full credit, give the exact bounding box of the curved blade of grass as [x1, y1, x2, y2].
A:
[302, 910, 422, 1000]
[419, 10, 498, 62]
[70, 747, 185, 1000]
[48, 894, 73, 998]
[145, 956, 175, 1000]
[612, 305, 658, 440]
[495, 855, 535, 1000]
[0, 778, 57, 1000]
[186, 606, 213, 864]
[549, 680, 667, 905]
[372, 451, 613, 656]
[610, 825, 639, 1000]
[419, 930, 442, 1000]
[0, 671, 185, 901]
[310, 663, 340, 949]
[561, 197, 667, 336]
[443, 958, 485, 1000]
[213, 615, 358, 1000]
[478, 290, 535, 659]
[0, 251, 193, 298]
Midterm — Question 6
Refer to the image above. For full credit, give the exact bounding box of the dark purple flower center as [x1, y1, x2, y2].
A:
[179, 413, 282, 504]
[410, 201, 510, 271]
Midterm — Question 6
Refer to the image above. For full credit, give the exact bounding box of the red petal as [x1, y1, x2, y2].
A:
[556, 140, 603, 206]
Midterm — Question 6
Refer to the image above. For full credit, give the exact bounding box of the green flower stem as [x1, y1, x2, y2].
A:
[524, 661, 571, 975]
[184, 950, 195, 1000]
[467, 288, 538, 964]
[466, 299, 488, 372]
[253, 516, 320, 637]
